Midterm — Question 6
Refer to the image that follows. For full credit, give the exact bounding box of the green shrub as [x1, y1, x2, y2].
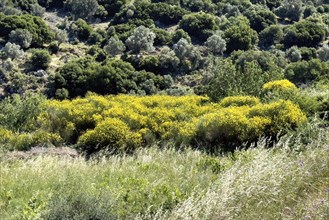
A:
[0, 13, 55, 47]
[70, 19, 93, 41]
[48, 41, 59, 54]
[30, 49, 51, 70]
[179, 12, 219, 42]
[0, 93, 46, 132]
[285, 59, 329, 84]
[224, 16, 258, 53]
[283, 19, 327, 48]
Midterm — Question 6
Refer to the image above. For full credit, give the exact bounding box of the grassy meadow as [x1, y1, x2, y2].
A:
[1, 123, 328, 220]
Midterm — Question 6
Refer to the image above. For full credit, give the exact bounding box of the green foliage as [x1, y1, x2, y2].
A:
[0, 13, 55, 47]
[48, 41, 59, 54]
[49, 57, 168, 98]
[299, 47, 317, 61]
[171, 29, 191, 44]
[286, 46, 302, 62]
[0, 93, 45, 132]
[64, 0, 98, 20]
[153, 28, 172, 46]
[98, 0, 128, 17]
[70, 19, 93, 41]
[173, 38, 203, 72]
[243, 5, 277, 32]
[223, 16, 258, 53]
[205, 34, 226, 55]
[285, 59, 329, 84]
[179, 12, 219, 42]
[317, 45, 329, 62]
[9, 29, 32, 49]
[12, 0, 45, 16]
[30, 49, 51, 70]
[148, 3, 187, 25]
[125, 26, 156, 53]
[259, 25, 283, 47]
[181, 0, 215, 12]
[283, 19, 327, 48]
[2, 42, 24, 60]
[104, 36, 126, 57]
[274, 0, 304, 22]
[198, 55, 283, 101]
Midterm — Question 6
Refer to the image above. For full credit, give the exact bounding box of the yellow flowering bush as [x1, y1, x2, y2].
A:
[0, 129, 62, 151]
[219, 96, 260, 107]
[0, 128, 13, 144]
[77, 118, 142, 155]
[262, 79, 298, 93]
[40, 94, 307, 154]
[248, 100, 307, 134]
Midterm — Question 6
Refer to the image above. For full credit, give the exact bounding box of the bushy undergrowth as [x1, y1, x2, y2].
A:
[0, 128, 328, 219]
[40, 93, 306, 154]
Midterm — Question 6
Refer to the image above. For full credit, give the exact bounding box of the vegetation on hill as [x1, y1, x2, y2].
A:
[0, 0, 329, 218]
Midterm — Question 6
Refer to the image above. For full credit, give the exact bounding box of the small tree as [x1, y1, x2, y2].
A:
[171, 29, 191, 44]
[3, 43, 24, 60]
[158, 46, 180, 72]
[64, 0, 99, 20]
[104, 36, 126, 57]
[9, 29, 33, 49]
[125, 26, 156, 54]
[206, 35, 226, 55]
[30, 49, 51, 70]
[274, 0, 304, 22]
[173, 38, 202, 71]
[224, 21, 258, 53]
[318, 45, 329, 62]
[286, 46, 302, 62]
[259, 25, 283, 47]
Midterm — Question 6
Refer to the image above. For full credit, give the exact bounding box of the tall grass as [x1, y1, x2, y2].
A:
[0, 128, 328, 219]
[0, 147, 218, 219]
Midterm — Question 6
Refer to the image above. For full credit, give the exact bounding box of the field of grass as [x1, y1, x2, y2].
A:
[1, 126, 328, 220]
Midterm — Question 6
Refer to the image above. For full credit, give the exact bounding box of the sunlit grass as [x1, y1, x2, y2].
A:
[0, 128, 328, 219]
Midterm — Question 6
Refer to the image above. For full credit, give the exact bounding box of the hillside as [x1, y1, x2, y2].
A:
[0, 0, 329, 219]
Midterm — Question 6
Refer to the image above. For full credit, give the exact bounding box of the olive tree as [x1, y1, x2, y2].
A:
[274, 0, 304, 22]
[125, 26, 156, 54]
[286, 46, 302, 62]
[318, 45, 329, 62]
[8, 29, 32, 49]
[3, 42, 25, 60]
[104, 36, 126, 57]
[173, 38, 202, 71]
[64, 0, 99, 20]
[206, 34, 226, 55]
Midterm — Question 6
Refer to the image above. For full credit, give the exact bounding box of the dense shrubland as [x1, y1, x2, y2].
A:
[0, 0, 329, 218]
[0, 0, 327, 155]
[0, 85, 323, 155]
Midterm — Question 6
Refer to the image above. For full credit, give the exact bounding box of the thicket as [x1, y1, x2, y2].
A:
[47, 57, 172, 99]
[0, 13, 54, 47]
[37, 92, 306, 155]
[0, 0, 329, 154]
